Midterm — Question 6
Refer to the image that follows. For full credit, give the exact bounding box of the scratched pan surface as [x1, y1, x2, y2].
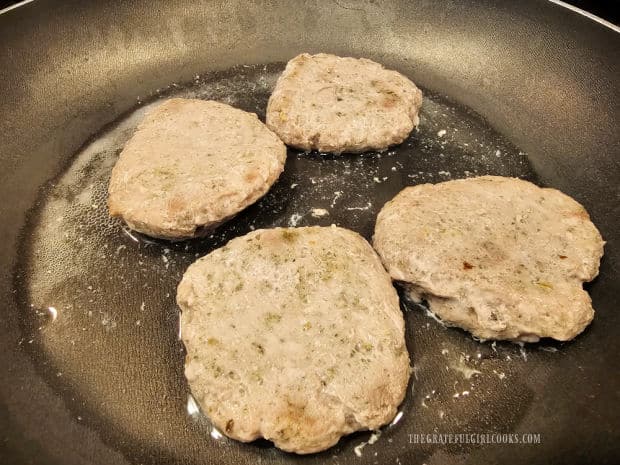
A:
[1, 1, 619, 465]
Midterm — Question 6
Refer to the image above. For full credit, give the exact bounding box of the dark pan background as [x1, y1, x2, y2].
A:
[1, 1, 619, 465]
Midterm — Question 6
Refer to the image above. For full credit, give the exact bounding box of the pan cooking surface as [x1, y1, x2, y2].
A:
[14, 62, 563, 465]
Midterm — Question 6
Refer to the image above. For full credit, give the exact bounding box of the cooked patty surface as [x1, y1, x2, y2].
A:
[266, 53, 423, 154]
[373, 176, 604, 342]
[108, 98, 286, 239]
[177, 226, 410, 454]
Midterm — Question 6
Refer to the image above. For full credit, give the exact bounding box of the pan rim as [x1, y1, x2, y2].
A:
[0, 0, 34, 15]
[1, 0, 619, 34]
[548, 0, 619, 32]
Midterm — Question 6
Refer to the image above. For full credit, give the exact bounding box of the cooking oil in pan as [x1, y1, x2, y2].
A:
[14, 62, 542, 465]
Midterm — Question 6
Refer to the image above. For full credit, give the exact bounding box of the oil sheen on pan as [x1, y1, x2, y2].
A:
[14, 63, 548, 465]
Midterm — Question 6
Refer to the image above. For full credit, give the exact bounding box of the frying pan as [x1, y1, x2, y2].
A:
[1, 1, 618, 464]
